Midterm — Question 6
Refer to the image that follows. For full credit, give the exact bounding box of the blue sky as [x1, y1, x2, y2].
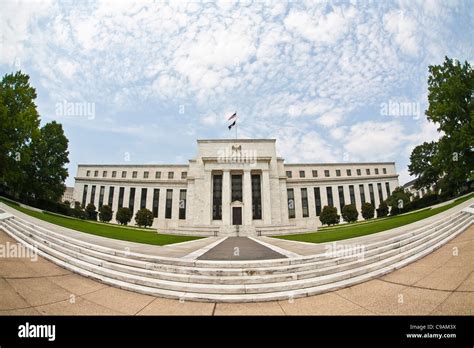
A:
[1, 0, 473, 187]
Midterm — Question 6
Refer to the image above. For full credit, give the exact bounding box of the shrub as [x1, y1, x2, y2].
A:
[361, 202, 375, 220]
[72, 205, 87, 219]
[341, 204, 358, 223]
[376, 201, 389, 218]
[98, 205, 113, 223]
[319, 205, 340, 226]
[85, 203, 97, 220]
[116, 207, 133, 226]
[134, 208, 154, 228]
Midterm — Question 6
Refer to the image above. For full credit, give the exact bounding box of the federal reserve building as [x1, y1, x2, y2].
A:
[73, 139, 399, 235]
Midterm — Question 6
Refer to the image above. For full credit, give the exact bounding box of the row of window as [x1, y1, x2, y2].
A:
[212, 173, 262, 220]
[286, 167, 388, 179]
[81, 185, 187, 220]
[287, 182, 391, 218]
[86, 170, 187, 180]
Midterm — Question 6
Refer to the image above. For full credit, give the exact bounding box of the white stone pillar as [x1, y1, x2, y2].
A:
[222, 170, 231, 225]
[243, 170, 252, 225]
[308, 186, 316, 218]
[262, 170, 272, 224]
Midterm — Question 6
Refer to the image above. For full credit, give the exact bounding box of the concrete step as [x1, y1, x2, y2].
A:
[2, 214, 471, 301]
[5, 209, 465, 272]
[3, 213, 469, 287]
[2, 213, 471, 295]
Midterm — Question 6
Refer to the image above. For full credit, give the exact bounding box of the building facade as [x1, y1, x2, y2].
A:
[73, 139, 399, 235]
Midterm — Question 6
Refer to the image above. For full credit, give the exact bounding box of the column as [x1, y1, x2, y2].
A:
[172, 188, 180, 220]
[262, 170, 272, 224]
[243, 170, 252, 225]
[308, 186, 316, 218]
[222, 170, 231, 225]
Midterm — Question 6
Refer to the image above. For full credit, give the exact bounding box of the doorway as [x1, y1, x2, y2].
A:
[232, 207, 242, 225]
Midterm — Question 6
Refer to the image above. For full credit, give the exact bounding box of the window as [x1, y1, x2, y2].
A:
[312, 170, 318, 177]
[326, 187, 334, 207]
[324, 170, 330, 177]
[357, 169, 361, 176]
[168, 172, 174, 179]
[103, 171, 107, 177]
[155, 171, 161, 179]
[94, 170, 98, 177]
[314, 187, 322, 216]
[368, 184, 375, 205]
[385, 182, 391, 198]
[377, 183, 384, 202]
[152, 189, 159, 218]
[108, 187, 114, 207]
[366, 168, 371, 175]
[165, 189, 173, 219]
[346, 169, 351, 176]
[129, 188, 136, 213]
[287, 188, 295, 218]
[212, 174, 222, 220]
[143, 171, 149, 179]
[338, 186, 345, 213]
[82, 185, 88, 207]
[98, 186, 105, 208]
[112, 171, 117, 178]
[231, 174, 243, 202]
[301, 188, 309, 218]
[251, 174, 262, 220]
[359, 184, 366, 204]
[86, 170, 90, 177]
[375, 168, 379, 175]
[140, 188, 147, 209]
[181, 172, 187, 179]
[132, 171, 137, 178]
[349, 185, 356, 205]
[383, 168, 387, 174]
[118, 187, 125, 208]
[121, 171, 127, 178]
[90, 185, 96, 205]
[179, 189, 186, 219]
[336, 170, 341, 177]
[299, 170, 305, 178]
[286, 171, 292, 178]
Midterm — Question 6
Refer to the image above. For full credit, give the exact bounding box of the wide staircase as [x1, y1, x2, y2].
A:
[0, 206, 472, 302]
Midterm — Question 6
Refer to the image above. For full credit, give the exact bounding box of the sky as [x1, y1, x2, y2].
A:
[1, 0, 473, 187]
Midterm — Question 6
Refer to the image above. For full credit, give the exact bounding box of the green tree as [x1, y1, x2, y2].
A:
[409, 57, 473, 197]
[361, 202, 375, 220]
[376, 201, 389, 218]
[408, 141, 441, 191]
[98, 205, 113, 223]
[0, 71, 40, 197]
[386, 186, 411, 214]
[73, 204, 86, 219]
[134, 208, 154, 228]
[85, 203, 97, 221]
[341, 204, 358, 223]
[116, 207, 133, 225]
[319, 205, 340, 226]
[25, 121, 69, 202]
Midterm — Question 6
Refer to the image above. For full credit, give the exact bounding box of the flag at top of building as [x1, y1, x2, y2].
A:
[228, 112, 237, 130]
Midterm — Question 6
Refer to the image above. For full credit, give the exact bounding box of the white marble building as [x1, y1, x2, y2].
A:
[73, 139, 399, 235]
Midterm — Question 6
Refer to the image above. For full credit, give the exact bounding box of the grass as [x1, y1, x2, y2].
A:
[274, 193, 473, 244]
[0, 197, 203, 246]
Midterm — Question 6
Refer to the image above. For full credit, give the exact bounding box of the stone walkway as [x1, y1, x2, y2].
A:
[0, 226, 472, 315]
[198, 237, 286, 260]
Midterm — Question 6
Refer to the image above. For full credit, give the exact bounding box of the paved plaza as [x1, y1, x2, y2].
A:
[0, 225, 472, 315]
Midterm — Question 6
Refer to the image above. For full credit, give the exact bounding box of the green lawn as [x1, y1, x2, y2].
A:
[0, 198, 203, 246]
[274, 193, 473, 244]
